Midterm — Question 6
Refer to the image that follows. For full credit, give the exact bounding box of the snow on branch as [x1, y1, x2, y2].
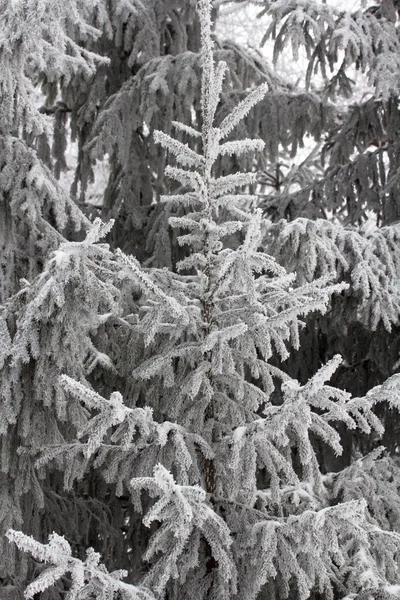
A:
[0, 217, 120, 428]
[208, 60, 229, 128]
[6, 530, 154, 600]
[116, 248, 190, 324]
[130, 464, 237, 597]
[211, 172, 258, 197]
[171, 121, 202, 138]
[219, 83, 269, 138]
[153, 131, 205, 168]
[263, 0, 400, 98]
[363, 373, 400, 412]
[197, 0, 217, 132]
[242, 486, 400, 600]
[225, 356, 383, 504]
[59, 375, 153, 458]
[0, 0, 108, 136]
[218, 138, 265, 157]
[35, 376, 213, 492]
[268, 217, 400, 331]
[0, 136, 90, 233]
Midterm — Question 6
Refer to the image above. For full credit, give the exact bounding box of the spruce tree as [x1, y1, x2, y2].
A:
[3, 1, 400, 600]
[250, 0, 400, 463]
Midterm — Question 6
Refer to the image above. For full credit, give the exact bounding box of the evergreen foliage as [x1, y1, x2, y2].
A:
[2, 1, 400, 600]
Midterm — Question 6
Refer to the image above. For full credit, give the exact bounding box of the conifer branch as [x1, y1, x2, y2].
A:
[6, 530, 154, 600]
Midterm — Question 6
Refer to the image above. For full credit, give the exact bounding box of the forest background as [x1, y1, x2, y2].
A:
[2, 0, 400, 599]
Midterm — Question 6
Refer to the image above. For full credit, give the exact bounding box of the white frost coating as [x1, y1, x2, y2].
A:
[5, 1, 400, 600]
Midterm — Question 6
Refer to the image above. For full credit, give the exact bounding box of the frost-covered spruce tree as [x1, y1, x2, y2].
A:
[0, 0, 104, 301]
[38, 0, 283, 265]
[0, 0, 117, 593]
[6, 1, 400, 600]
[50, 0, 400, 447]
[247, 0, 400, 463]
[32, 0, 335, 270]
